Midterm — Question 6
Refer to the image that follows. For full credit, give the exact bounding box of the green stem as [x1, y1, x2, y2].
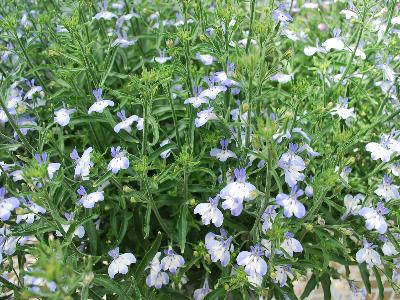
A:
[167, 85, 181, 152]
[245, 0, 256, 54]
[142, 97, 148, 157]
[250, 146, 272, 242]
[245, 74, 253, 148]
[0, 99, 34, 154]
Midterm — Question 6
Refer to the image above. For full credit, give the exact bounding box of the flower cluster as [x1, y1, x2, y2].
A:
[1, 0, 400, 299]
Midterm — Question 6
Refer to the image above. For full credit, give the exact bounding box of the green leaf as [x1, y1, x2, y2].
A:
[144, 203, 151, 238]
[359, 263, 371, 294]
[93, 275, 130, 298]
[320, 272, 331, 300]
[135, 232, 162, 280]
[177, 203, 188, 253]
[373, 267, 384, 300]
[204, 287, 226, 300]
[300, 274, 318, 300]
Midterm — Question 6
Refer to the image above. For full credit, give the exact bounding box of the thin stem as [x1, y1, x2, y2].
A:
[245, 0, 256, 54]
[0, 99, 34, 154]
[167, 85, 181, 152]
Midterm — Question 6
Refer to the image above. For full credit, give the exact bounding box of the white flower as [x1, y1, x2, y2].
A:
[195, 107, 218, 128]
[210, 139, 237, 162]
[365, 132, 400, 162]
[390, 161, 400, 176]
[322, 28, 344, 51]
[194, 196, 224, 227]
[356, 240, 381, 267]
[0, 187, 20, 221]
[193, 279, 212, 300]
[108, 247, 136, 279]
[55, 212, 85, 238]
[205, 230, 233, 266]
[276, 185, 306, 218]
[160, 249, 185, 274]
[280, 232, 303, 257]
[304, 40, 326, 56]
[270, 73, 293, 83]
[70, 147, 94, 181]
[77, 186, 104, 209]
[348, 46, 366, 60]
[112, 31, 137, 48]
[331, 97, 356, 121]
[196, 53, 214, 65]
[184, 86, 209, 108]
[278, 143, 306, 187]
[93, 1, 117, 20]
[88, 88, 114, 114]
[114, 110, 138, 133]
[261, 205, 278, 233]
[381, 236, 398, 256]
[220, 168, 257, 216]
[159, 139, 172, 159]
[199, 76, 227, 99]
[341, 9, 358, 20]
[24, 79, 43, 100]
[374, 175, 400, 202]
[54, 108, 76, 127]
[236, 244, 268, 277]
[274, 265, 293, 287]
[47, 163, 61, 179]
[108, 146, 129, 174]
[136, 117, 144, 130]
[392, 16, 400, 25]
[377, 63, 396, 82]
[358, 202, 388, 234]
[154, 49, 171, 64]
[146, 252, 169, 289]
[0, 228, 27, 258]
[341, 193, 364, 219]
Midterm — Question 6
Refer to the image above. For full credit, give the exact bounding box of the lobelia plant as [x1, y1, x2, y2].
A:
[0, 0, 400, 299]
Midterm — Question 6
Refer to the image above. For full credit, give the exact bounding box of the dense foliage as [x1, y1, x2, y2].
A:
[0, 0, 400, 299]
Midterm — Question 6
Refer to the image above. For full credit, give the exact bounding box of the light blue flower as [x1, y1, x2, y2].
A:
[356, 239, 381, 267]
[220, 168, 257, 216]
[210, 139, 237, 162]
[146, 252, 169, 289]
[278, 143, 306, 187]
[236, 244, 268, 277]
[108, 247, 136, 279]
[280, 232, 303, 257]
[276, 185, 306, 218]
[108, 146, 129, 174]
[374, 175, 400, 202]
[193, 279, 212, 300]
[77, 186, 104, 209]
[0, 187, 20, 222]
[114, 110, 138, 133]
[70, 147, 93, 181]
[88, 88, 115, 114]
[194, 196, 224, 227]
[204, 229, 233, 267]
[160, 248, 185, 274]
[358, 202, 388, 234]
[273, 265, 293, 287]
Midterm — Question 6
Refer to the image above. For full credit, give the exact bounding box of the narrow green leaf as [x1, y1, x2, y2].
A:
[93, 275, 130, 298]
[300, 274, 318, 299]
[135, 232, 162, 279]
[373, 267, 384, 300]
[359, 263, 371, 294]
[178, 204, 188, 253]
[320, 272, 331, 300]
[204, 287, 226, 300]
